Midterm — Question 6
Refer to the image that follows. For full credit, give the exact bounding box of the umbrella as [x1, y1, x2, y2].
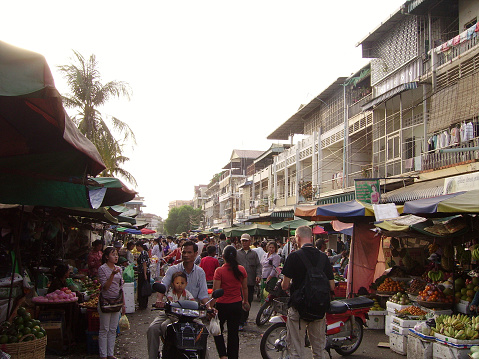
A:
[312, 225, 327, 234]
[269, 219, 317, 230]
[140, 228, 156, 235]
[124, 229, 142, 235]
[0, 41, 105, 178]
[88, 177, 136, 209]
[223, 224, 281, 237]
[295, 200, 404, 221]
[403, 190, 479, 214]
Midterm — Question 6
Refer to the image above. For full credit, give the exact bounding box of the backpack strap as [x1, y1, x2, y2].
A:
[296, 248, 323, 269]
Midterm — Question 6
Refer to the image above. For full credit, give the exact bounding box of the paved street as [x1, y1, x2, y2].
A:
[47, 295, 404, 359]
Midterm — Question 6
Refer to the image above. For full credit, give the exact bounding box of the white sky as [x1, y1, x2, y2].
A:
[2, 0, 404, 219]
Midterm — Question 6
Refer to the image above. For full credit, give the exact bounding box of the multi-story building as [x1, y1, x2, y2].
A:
[168, 200, 194, 213]
[192, 185, 208, 210]
[199, 0, 479, 229]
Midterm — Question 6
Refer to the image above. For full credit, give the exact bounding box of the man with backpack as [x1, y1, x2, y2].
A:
[281, 226, 335, 359]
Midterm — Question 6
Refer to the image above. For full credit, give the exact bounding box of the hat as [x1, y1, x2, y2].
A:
[240, 233, 251, 241]
[113, 241, 122, 248]
[118, 257, 128, 264]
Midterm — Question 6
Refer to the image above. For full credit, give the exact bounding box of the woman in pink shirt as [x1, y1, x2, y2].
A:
[212, 245, 248, 359]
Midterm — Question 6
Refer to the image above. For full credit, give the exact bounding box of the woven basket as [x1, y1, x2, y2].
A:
[1, 334, 47, 359]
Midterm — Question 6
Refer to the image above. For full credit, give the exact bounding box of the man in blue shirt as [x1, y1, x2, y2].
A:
[147, 241, 209, 359]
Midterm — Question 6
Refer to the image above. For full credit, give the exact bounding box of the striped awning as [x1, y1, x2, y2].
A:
[381, 178, 445, 204]
[362, 82, 418, 111]
[270, 206, 295, 218]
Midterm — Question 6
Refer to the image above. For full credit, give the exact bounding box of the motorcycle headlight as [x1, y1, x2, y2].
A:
[171, 307, 202, 317]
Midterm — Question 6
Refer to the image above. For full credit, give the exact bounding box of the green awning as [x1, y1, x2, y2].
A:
[270, 219, 316, 230]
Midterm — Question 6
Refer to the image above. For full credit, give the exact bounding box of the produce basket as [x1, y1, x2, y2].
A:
[0, 334, 47, 359]
[417, 300, 451, 309]
[273, 297, 289, 315]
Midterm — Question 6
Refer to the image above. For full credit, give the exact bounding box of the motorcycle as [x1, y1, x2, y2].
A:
[260, 296, 373, 359]
[151, 282, 224, 359]
[256, 276, 288, 326]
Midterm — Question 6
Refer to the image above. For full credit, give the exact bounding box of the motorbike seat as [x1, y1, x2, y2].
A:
[328, 301, 348, 314]
[337, 297, 374, 309]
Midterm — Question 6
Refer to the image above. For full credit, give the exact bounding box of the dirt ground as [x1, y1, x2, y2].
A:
[46, 294, 404, 359]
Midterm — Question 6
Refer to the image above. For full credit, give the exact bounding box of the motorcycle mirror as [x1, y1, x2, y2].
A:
[152, 282, 166, 294]
[212, 288, 224, 299]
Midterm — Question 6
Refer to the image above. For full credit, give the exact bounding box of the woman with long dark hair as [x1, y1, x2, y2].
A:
[211, 245, 249, 359]
[98, 246, 125, 359]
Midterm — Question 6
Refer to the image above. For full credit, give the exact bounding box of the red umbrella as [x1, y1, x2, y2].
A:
[312, 225, 326, 234]
[140, 228, 156, 235]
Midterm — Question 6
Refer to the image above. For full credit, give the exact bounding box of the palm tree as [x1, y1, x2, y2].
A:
[58, 51, 137, 185]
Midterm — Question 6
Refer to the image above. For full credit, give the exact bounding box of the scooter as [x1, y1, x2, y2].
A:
[260, 296, 373, 359]
[152, 282, 224, 359]
[256, 276, 288, 326]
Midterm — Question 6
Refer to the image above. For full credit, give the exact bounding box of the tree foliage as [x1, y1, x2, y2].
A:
[58, 51, 137, 186]
[164, 206, 203, 235]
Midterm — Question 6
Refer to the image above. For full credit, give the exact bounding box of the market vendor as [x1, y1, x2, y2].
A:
[47, 264, 71, 293]
[88, 239, 103, 278]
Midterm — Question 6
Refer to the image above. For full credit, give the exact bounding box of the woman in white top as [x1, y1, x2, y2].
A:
[98, 247, 125, 359]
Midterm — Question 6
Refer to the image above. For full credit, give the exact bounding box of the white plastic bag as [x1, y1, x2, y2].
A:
[209, 314, 221, 336]
[119, 315, 130, 331]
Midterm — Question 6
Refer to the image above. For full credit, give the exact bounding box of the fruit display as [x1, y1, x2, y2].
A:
[0, 306, 46, 344]
[32, 287, 78, 303]
[389, 292, 411, 305]
[472, 245, 479, 261]
[417, 283, 454, 303]
[377, 278, 404, 293]
[469, 346, 479, 359]
[407, 278, 426, 294]
[370, 299, 384, 311]
[334, 274, 345, 282]
[431, 314, 479, 340]
[454, 276, 479, 303]
[80, 276, 101, 295]
[427, 269, 444, 282]
[396, 305, 427, 317]
[80, 294, 99, 309]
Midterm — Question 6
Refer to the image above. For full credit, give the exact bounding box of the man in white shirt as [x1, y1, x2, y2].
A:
[252, 241, 266, 261]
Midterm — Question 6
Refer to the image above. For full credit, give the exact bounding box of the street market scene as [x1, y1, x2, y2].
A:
[1, 0, 479, 359]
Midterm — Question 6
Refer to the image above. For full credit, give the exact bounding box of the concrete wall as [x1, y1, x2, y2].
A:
[459, 0, 479, 30]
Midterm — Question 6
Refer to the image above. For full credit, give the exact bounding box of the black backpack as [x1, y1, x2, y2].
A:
[290, 248, 331, 321]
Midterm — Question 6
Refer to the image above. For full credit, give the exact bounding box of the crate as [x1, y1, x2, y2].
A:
[86, 331, 99, 354]
[407, 332, 433, 359]
[434, 333, 479, 348]
[390, 332, 408, 355]
[392, 324, 411, 335]
[366, 311, 386, 330]
[334, 282, 347, 298]
[87, 309, 100, 332]
[387, 301, 412, 313]
[43, 322, 63, 352]
[392, 316, 423, 328]
[432, 342, 470, 359]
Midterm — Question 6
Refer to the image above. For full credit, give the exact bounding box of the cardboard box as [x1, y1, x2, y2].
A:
[366, 311, 386, 330]
[43, 322, 63, 352]
[390, 332, 408, 355]
[432, 342, 470, 359]
[407, 333, 433, 359]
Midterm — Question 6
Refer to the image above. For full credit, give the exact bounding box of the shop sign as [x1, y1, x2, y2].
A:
[355, 179, 381, 204]
[444, 172, 479, 194]
[373, 203, 400, 221]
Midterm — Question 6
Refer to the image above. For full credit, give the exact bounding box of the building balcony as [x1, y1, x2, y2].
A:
[421, 137, 479, 172]
[426, 27, 479, 73]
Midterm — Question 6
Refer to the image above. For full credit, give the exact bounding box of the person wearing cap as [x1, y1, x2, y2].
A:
[236, 233, 261, 330]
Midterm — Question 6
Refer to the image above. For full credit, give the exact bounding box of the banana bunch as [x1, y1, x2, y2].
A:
[472, 245, 479, 261]
[431, 314, 479, 340]
[428, 270, 444, 282]
[429, 243, 439, 254]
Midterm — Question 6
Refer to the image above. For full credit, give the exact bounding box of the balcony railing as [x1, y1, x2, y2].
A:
[421, 137, 479, 171]
[348, 93, 372, 118]
[426, 29, 479, 73]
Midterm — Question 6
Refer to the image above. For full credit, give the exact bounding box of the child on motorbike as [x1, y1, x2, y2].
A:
[159, 271, 196, 335]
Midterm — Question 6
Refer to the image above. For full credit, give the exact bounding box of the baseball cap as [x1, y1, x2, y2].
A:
[240, 233, 251, 241]
[113, 240, 122, 248]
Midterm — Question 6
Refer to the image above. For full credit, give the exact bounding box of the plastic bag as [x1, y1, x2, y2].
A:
[123, 264, 135, 283]
[209, 314, 221, 336]
[119, 315, 130, 331]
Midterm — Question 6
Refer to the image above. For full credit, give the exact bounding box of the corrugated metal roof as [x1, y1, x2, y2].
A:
[267, 77, 347, 140]
[381, 178, 445, 204]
